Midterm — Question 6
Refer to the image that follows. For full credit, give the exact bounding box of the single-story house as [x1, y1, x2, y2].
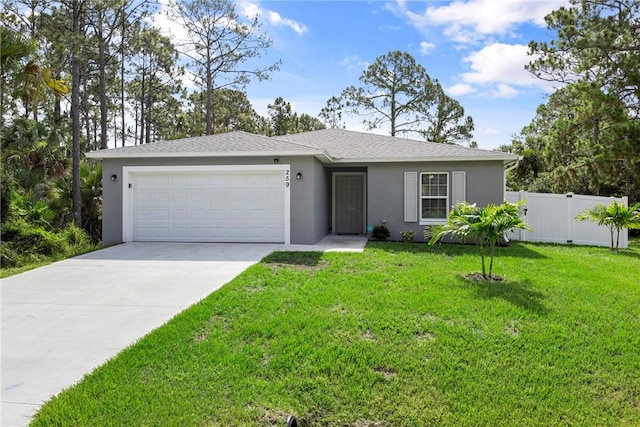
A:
[86, 128, 519, 246]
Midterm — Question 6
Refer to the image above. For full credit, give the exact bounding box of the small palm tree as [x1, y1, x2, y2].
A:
[428, 201, 531, 280]
[575, 200, 640, 251]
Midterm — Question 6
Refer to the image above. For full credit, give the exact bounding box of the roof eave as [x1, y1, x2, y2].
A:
[328, 155, 519, 163]
[86, 150, 330, 160]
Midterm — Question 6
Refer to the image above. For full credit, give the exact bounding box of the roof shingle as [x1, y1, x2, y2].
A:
[86, 129, 517, 162]
[276, 129, 514, 161]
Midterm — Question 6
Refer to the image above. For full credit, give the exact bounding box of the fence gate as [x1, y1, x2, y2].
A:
[505, 191, 628, 249]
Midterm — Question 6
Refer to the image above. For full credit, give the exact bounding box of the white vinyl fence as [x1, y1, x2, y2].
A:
[505, 191, 629, 249]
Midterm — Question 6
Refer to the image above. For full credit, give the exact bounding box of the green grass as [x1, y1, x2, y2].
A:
[32, 242, 640, 426]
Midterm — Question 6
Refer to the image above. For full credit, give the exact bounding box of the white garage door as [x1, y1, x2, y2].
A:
[128, 167, 288, 243]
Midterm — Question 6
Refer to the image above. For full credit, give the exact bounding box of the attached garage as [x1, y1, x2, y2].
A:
[122, 165, 291, 243]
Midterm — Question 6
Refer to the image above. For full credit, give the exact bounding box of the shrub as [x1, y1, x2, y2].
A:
[400, 230, 415, 243]
[0, 220, 95, 268]
[575, 200, 640, 251]
[428, 201, 531, 280]
[423, 226, 436, 241]
[1, 220, 66, 259]
[61, 223, 93, 253]
[370, 224, 390, 241]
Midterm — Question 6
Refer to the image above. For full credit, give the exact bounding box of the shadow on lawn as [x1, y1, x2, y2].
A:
[616, 248, 640, 260]
[368, 241, 548, 260]
[262, 251, 325, 266]
[464, 277, 549, 315]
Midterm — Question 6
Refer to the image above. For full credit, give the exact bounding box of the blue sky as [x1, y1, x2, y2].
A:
[154, 0, 570, 149]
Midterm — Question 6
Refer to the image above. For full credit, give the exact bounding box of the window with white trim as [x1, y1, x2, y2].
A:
[420, 172, 449, 222]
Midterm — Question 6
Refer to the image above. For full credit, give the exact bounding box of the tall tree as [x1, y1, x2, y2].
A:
[418, 83, 474, 144]
[318, 95, 345, 129]
[339, 50, 474, 143]
[70, 0, 85, 227]
[86, 0, 148, 149]
[267, 96, 325, 136]
[168, 0, 280, 135]
[126, 26, 181, 145]
[297, 113, 325, 133]
[515, 0, 640, 201]
[527, 0, 639, 116]
[268, 96, 297, 136]
[341, 51, 427, 137]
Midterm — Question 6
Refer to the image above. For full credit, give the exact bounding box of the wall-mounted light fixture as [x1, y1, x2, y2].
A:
[273, 158, 279, 164]
[110, 174, 118, 182]
[296, 172, 303, 180]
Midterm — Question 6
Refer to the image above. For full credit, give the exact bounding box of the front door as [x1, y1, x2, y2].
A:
[335, 174, 364, 234]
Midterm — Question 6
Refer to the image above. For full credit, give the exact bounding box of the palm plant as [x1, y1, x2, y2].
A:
[575, 200, 640, 251]
[428, 201, 531, 280]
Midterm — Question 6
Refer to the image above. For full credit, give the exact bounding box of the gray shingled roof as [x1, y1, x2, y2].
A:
[86, 129, 517, 163]
[276, 129, 516, 161]
[86, 131, 323, 158]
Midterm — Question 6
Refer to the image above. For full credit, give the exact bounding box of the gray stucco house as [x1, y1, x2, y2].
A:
[86, 129, 518, 246]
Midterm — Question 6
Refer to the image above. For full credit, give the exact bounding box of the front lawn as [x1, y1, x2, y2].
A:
[32, 242, 640, 426]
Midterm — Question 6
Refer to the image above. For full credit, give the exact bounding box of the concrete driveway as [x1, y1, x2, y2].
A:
[1, 242, 279, 427]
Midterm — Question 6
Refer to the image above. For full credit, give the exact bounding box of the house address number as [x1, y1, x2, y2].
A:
[285, 169, 290, 188]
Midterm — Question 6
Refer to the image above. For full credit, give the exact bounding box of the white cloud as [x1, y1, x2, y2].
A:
[238, 1, 307, 35]
[339, 55, 369, 72]
[388, 0, 569, 43]
[446, 83, 476, 96]
[419, 41, 436, 55]
[266, 10, 308, 35]
[484, 127, 501, 135]
[488, 84, 519, 98]
[452, 43, 555, 99]
[461, 43, 535, 86]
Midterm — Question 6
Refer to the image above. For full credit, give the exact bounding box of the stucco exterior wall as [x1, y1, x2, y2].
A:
[101, 156, 505, 246]
[101, 156, 328, 246]
[366, 161, 505, 242]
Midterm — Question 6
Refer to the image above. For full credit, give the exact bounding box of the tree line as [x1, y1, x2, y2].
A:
[504, 0, 640, 204]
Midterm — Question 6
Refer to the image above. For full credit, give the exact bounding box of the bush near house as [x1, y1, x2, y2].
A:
[400, 230, 415, 242]
[370, 224, 390, 241]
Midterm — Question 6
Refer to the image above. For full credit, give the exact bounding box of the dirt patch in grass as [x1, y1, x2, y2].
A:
[259, 407, 292, 425]
[361, 329, 377, 341]
[373, 366, 397, 380]
[504, 321, 521, 337]
[350, 420, 389, 427]
[264, 252, 328, 273]
[465, 273, 504, 282]
[416, 332, 436, 342]
[192, 314, 230, 342]
[267, 261, 328, 273]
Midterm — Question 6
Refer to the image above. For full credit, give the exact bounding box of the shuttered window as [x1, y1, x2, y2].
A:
[420, 172, 449, 221]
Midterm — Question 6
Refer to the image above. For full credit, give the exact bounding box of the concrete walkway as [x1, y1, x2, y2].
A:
[1, 237, 367, 426]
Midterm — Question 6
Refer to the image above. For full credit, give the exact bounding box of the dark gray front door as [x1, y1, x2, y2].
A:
[336, 174, 364, 234]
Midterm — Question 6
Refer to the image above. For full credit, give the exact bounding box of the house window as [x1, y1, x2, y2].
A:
[420, 172, 448, 222]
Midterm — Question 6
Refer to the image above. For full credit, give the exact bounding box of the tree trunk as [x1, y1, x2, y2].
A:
[71, 0, 83, 228]
[121, 13, 126, 147]
[205, 51, 213, 135]
[139, 57, 145, 145]
[98, 27, 109, 150]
